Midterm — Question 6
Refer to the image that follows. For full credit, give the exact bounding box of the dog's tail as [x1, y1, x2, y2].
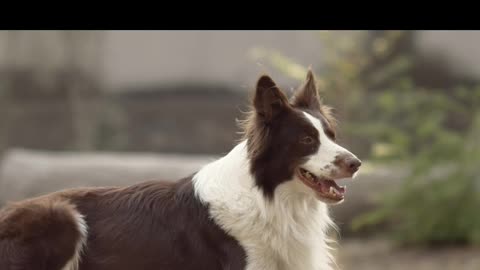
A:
[0, 198, 87, 270]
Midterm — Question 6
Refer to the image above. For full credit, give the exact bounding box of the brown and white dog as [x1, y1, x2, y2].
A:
[0, 70, 361, 270]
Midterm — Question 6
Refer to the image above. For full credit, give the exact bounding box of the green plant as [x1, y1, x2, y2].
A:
[352, 111, 480, 245]
[251, 31, 480, 246]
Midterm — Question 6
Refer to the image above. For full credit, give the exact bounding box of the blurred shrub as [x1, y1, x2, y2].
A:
[252, 31, 480, 246]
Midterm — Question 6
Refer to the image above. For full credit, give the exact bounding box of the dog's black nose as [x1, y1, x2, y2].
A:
[335, 154, 362, 175]
[345, 157, 361, 173]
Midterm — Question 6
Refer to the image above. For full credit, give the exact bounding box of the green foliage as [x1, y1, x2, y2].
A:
[353, 112, 480, 246]
[252, 31, 480, 246]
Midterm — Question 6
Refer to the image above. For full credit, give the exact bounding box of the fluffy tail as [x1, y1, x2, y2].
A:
[0, 198, 87, 270]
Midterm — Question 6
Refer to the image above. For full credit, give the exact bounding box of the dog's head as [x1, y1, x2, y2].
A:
[242, 71, 361, 204]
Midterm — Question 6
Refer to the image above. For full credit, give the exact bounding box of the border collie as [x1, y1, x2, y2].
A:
[0, 70, 361, 270]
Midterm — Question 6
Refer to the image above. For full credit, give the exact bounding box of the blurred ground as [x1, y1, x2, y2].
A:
[338, 238, 480, 270]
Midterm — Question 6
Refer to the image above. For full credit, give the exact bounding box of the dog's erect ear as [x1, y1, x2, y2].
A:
[292, 69, 321, 110]
[253, 75, 290, 123]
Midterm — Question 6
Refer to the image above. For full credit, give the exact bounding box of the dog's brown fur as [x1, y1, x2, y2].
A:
[0, 197, 84, 270]
[0, 178, 246, 270]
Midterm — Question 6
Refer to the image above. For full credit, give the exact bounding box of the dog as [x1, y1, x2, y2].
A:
[0, 70, 361, 270]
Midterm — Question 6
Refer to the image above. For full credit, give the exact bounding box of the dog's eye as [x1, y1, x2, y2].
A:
[300, 136, 314, 144]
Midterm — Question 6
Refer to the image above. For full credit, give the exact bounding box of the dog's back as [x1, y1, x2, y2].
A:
[0, 178, 246, 270]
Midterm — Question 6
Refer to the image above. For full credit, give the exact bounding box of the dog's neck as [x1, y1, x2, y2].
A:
[193, 141, 336, 270]
[193, 141, 253, 204]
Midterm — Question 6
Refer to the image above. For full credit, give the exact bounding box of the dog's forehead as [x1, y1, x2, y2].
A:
[293, 107, 332, 133]
[302, 111, 325, 134]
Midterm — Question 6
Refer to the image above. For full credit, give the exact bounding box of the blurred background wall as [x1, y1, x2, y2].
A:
[1, 30, 480, 155]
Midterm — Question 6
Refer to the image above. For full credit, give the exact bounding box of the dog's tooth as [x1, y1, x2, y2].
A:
[329, 187, 334, 194]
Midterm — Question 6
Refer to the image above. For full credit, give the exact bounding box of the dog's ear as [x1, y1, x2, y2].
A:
[253, 75, 290, 123]
[291, 69, 321, 110]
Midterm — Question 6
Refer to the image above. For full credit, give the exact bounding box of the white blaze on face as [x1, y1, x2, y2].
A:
[301, 112, 358, 178]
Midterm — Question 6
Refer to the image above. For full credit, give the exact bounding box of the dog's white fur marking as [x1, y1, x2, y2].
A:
[62, 212, 88, 270]
[193, 126, 340, 270]
[301, 112, 358, 181]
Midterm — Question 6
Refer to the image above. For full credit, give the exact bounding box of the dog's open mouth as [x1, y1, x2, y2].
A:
[296, 168, 346, 202]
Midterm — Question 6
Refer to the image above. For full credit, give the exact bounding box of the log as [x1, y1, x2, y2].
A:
[0, 148, 214, 203]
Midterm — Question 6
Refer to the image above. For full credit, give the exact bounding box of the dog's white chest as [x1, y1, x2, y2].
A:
[206, 194, 335, 270]
[192, 142, 336, 270]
